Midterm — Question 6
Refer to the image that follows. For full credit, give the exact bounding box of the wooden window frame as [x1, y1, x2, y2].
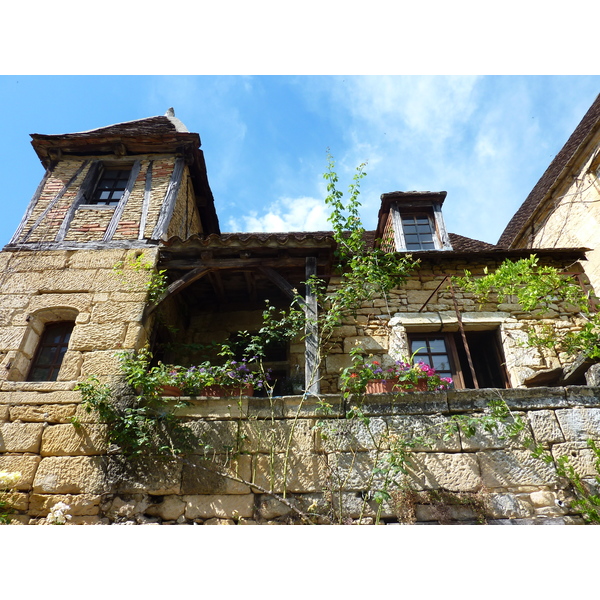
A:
[85, 165, 133, 207]
[390, 202, 452, 251]
[26, 321, 75, 382]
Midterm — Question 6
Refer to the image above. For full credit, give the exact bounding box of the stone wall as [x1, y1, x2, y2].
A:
[319, 255, 587, 393]
[1, 386, 598, 524]
[0, 247, 157, 384]
[521, 128, 600, 292]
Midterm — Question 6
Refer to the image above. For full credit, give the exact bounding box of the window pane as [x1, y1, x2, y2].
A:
[428, 338, 447, 353]
[27, 322, 74, 382]
[432, 356, 451, 371]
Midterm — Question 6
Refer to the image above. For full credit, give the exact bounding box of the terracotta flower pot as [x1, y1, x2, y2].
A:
[197, 383, 254, 397]
[160, 384, 183, 397]
[365, 378, 427, 393]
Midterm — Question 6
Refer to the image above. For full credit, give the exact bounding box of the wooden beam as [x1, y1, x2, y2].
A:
[243, 271, 257, 304]
[103, 160, 141, 242]
[160, 256, 329, 271]
[209, 271, 226, 303]
[9, 167, 52, 244]
[151, 157, 184, 240]
[145, 265, 213, 316]
[138, 161, 153, 240]
[258, 266, 306, 306]
[22, 160, 90, 243]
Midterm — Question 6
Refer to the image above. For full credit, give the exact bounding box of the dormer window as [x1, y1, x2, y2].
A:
[375, 191, 453, 252]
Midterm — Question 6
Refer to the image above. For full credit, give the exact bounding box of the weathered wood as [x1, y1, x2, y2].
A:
[54, 161, 100, 243]
[160, 256, 329, 270]
[151, 157, 184, 240]
[145, 265, 213, 317]
[160, 253, 329, 271]
[4, 239, 158, 252]
[433, 203, 453, 250]
[9, 167, 52, 245]
[305, 257, 319, 395]
[138, 161, 153, 240]
[390, 204, 406, 252]
[103, 160, 142, 242]
[21, 160, 90, 243]
[209, 271, 226, 303]
[258, 267, 306, 307]
[243, 271, 257, 304]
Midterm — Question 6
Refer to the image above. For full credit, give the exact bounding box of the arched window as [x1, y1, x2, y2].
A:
[26, 321, 75, 382]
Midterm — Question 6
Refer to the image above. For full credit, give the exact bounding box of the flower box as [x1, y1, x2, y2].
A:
[160, 385, 183, 397]
[161, 383, 254, 397]
[195, 383, 255, 397]
[365, 378, 428, 394]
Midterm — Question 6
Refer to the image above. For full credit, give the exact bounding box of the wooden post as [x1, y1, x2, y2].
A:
[151, 157, 184, 240]
[305, 256, 320, 395]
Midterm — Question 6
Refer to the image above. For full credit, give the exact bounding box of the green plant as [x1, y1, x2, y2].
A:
[455, 254, 600, 359]
[75, 347, 193, 457]
[0, 471, 21, 524]
[555, 439, 600, 524]
[113, 253, 168, 304]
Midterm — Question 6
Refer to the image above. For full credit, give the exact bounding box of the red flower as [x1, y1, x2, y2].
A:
[373, 361, 380, 365]
[350, 373, 357, 378]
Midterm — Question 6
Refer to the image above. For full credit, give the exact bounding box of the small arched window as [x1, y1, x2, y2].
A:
[26, 321, 75, 382]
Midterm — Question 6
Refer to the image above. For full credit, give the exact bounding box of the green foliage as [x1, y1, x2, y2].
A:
[322, 152, 419, 329]
[75, 349, 193, 457]
[555, 439, 600, 524]
[113, 253, 168, 304]
[0, 471, 21, 524]
[455, 254, 600, 359]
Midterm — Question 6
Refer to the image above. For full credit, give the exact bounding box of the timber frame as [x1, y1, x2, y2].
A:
[148, 232, 338, 394]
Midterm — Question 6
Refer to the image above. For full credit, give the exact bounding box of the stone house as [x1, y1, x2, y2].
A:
[1, 109, 599, 525]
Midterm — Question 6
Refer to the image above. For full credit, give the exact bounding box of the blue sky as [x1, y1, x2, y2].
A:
[1, 75, 599, 247]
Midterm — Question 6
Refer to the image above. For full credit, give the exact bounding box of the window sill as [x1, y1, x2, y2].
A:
[0, 381, 78, 392]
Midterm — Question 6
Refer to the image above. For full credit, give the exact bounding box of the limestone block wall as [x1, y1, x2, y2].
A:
[520, 129, 600, 293]
[319, 256, 587, 393]
[0, 386, 598, 524]
[0, 247, 157, 384]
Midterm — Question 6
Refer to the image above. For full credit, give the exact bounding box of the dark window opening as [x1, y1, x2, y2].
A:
[27, 321, 74, 382]
[409, 330, 508, 389]
[401, 212, 437, 251]
[87, 167, 131, 206]
[230, 332, 289, 396]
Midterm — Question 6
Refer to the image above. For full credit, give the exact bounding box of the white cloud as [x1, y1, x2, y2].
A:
[227, 196, 330, 233]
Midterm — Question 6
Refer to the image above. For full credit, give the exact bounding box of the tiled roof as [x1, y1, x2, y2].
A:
[498, 93, 600, 248]
[448, 233, 498, 252]
[163, 230, 498, 253]
[32, 114, 189, 140]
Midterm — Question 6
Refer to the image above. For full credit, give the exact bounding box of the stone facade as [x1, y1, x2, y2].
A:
[0, 387, 598, 524]
[2, 110, 600, 524]
[319, 254, 588, 394]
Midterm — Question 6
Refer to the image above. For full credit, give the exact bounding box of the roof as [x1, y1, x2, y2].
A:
[29, 110, 220, 236]
[498, 93, 600, 248]
[32, 111, 188, 140]
[448, 233, 498, 252]
[30, 111, 200, 164]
